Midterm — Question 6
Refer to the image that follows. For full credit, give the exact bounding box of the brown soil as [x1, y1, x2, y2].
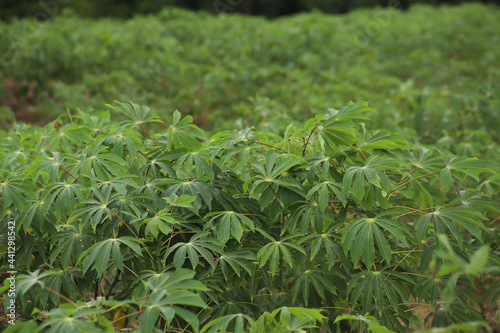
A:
[1, 77, 47, 126]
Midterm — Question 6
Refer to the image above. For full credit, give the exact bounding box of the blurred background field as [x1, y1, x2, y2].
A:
[1, 2, 499, 158]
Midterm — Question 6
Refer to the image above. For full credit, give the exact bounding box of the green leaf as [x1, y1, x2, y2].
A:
[440, 166, 452, 191]
[79, 237, 143, 277]
[342, 217, 408, 268]
[465, 246, 489, 275]
[205, 211, 255, 243]
[167, 111, 206, 150]
[164, 233, 222, 269]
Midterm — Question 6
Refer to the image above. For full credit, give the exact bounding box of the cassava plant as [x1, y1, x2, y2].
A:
[0, 101, 498, 332]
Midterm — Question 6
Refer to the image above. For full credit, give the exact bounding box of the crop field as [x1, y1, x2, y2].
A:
[0, 3, 499, 333]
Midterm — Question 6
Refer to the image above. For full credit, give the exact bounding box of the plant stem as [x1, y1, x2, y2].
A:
[302, 127, 317, 156]
[108, 208, 138, 238]
[267, 182, 277, 194]
[389, 170, 441, 198]
[105, 271, 121, 299]
[255, 141, 287, 153]
[58, 165, 82, 183]
[107, 310, 144, 326]
[44, 137, 54, 150]
[44, 286, 77, 305]
[140, 123, 164, 153]
[328, 160, 344, 174]
[358, 148, 367, 160]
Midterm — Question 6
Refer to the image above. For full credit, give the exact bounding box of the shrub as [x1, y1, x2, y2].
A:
[0, 101, 498, 332]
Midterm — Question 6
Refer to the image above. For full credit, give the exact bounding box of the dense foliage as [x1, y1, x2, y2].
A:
[1, 4, 499, 162]
[1, 101, 499, 332]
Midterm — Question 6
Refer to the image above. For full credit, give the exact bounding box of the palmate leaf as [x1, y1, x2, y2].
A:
[202, 288, 255, 321]
[167, 110, 207, 150]
[37, 269, 79, 307]
[201, 313, 255, 333]
[414, 270, 447, 308]
[75, 147, 128, 181]
[26, 151, 66, 184]
[79, 236, 143, 277]
[140, 269, 208, 333]
[38, 308, 102, 333]
[21, 126, 55, 152]
[145, 268, 209, 293]
[251, 151, 303, 185]
[357, 130, 410, 151]
[87, 174, 139, 198]
[73, 109, 110, 136]
[17, 196, 53, 232]
[164, 233, 223, 270]
[273, 122, 304, 155]
[409, 181, 435, 209]
[164, 193, 196, 209]
[206, 143, 253, 175]
[305, 155, 339, 184]
[205, 211, 255, 243]
[142, 211, 177, 238]
[440, 151, 499, 184]
[476, 174, 500, 196]
[325, 101, 374, 123]
[45, 181, 85, 218]
[415, 207, 487, 247]
[403, 147, 442, 173]
[140, 155, 177, 179]
[107, 101, 162, 127]
[343, 156, 393, 202]
[250, 151, 303, 209]
[67, 187, 118, 229]
[87, 129, 143, 160]
[49, 226, 96, 270]
[457, 190, 500, 213]
[285, 200, 327, 234]
[253, 307, 325, 332]
[424, 303, 484, 329]
[136, 177, 168, 202]
[48, 123, 91, 153]
[290, 267, 339, 305]
[347, 269, 414, 315]
[161, 179, 218, 214]
[314, 101, 374, 150]
[175, 148, 215, 179]
[298, 226, 349, 270]
[140, 300, 204, 333]
[306, 180, 347, 209]
[0, 172, 33, 210]
[214, 250, 256, 279]
[1, 145, 29, 167]
[439, 152, 487, 191]
[209, 127, 256, 148]
[256, 233, 306, 276]
[16, 269, 55, 295]
[341, 216, 408, 269]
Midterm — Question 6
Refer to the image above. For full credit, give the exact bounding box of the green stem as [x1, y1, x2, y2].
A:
[302, 126, 317, 156]
[389, 170, 441, 198]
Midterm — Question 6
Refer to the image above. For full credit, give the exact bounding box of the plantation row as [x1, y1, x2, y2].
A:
[1, 4, 499, 160]
[0, 102, 499, 332]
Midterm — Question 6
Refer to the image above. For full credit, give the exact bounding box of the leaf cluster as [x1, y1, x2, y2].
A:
[0, 101, 499, 332]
